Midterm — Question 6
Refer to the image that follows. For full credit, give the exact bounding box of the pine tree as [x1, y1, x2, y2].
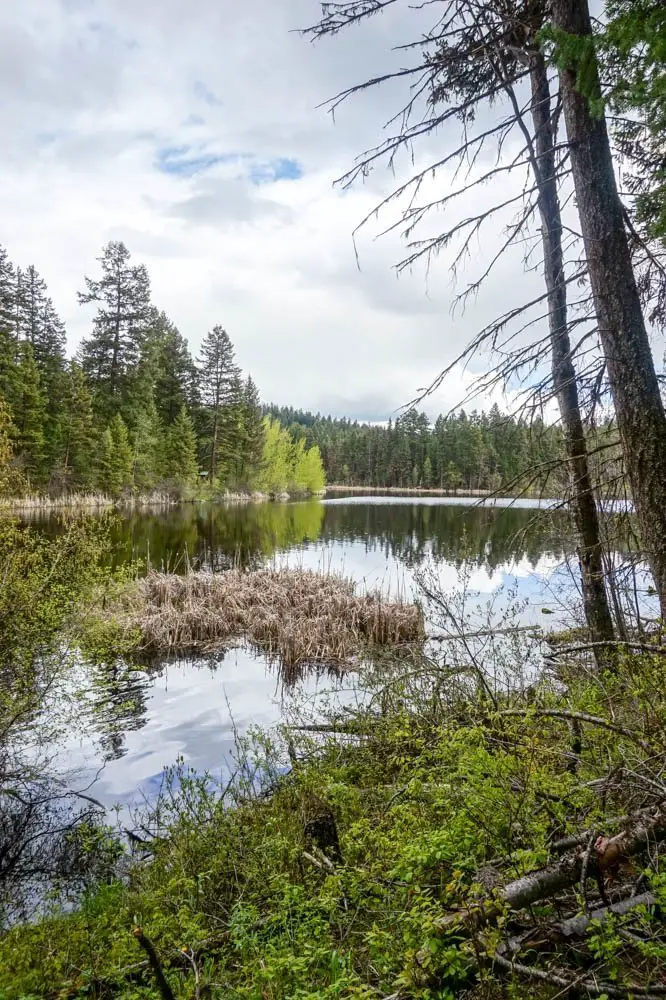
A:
[78, 242, 151, 421]
[197, 326, 240, 481]
[164, 405, 199, 491]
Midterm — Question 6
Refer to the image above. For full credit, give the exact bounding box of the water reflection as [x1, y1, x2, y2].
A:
[86, 662, 151, 762]
[25, 498, 612, 807]
[86, 498, 576, 576]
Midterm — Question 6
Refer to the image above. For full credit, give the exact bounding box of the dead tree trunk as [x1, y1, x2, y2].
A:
[529, 53, 615, 650]
[552, 0, 666, 618]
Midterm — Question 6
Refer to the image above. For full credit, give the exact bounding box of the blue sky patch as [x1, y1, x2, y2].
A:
[156, 146, 227, 176]
[194, 80, 222, 107]
[249, 157, 303, 184]
[156, 146, 303, 183]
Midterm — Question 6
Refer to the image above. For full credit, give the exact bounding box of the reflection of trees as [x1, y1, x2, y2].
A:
[109, 501, 326, 572]
[32, 501, 633, 581]
[87, 662, 150, 762]
[318, 504, 577, 573]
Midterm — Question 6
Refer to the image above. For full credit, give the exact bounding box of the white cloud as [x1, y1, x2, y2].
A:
[0, 0, 561, 421]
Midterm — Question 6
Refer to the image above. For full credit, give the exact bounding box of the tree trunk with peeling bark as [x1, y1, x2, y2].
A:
[552, 0, 666, 618]
[529, 52, 615, 650]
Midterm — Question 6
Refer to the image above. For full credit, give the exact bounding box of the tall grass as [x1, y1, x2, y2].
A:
[119, 568, 424, 674]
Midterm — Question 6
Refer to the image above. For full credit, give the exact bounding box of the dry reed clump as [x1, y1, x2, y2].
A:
[127, 568, 424, 672]
[0, 492, 116, 511]
[0, 491, 177, 512]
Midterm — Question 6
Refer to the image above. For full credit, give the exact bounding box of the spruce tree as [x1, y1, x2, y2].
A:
[197, 326, 239, 482]
[96, 414, 134, 496]
[0, 248, 19, 414]
[164, 405, 199, 491]
[11, 344, 46, 482]
[78, 242, 151, 422]
[58, 361, 95, 490]
[148, 310, 197, 426]
[238, 375, 265, 487]
[0, 399, 21, 496]
[0, 247, 15, 336]
[130, 395, 162, 492]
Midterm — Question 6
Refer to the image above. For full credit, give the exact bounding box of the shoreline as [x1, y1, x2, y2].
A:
[0, 488, 326, 513]
[323, 484, 544, 499]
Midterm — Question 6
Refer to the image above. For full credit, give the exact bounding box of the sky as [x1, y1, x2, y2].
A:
[0, 0, 550, 422]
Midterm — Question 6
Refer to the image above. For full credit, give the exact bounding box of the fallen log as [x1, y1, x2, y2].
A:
[558, 890, 657, 938]
[496, 890, 658, 956]
[491, 952, 666, 998]
[431, 804, 666, 935]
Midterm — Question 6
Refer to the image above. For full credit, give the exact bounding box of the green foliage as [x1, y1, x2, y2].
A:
[266, 404, 563, 494]
[5, 646, 666, 999]
[259, 417, 327, 494]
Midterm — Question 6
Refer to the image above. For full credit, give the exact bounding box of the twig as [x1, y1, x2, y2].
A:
[491, 952, 666, 997]
[303, 849, 335, 872]
[497, 708, 654, 752]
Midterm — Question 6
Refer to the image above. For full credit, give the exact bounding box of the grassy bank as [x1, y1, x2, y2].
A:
[2, 640, 666, 1000]
[105, 568, 424, 675]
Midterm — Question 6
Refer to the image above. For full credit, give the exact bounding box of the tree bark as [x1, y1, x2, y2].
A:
[529, 53, 615, 649]
[552, 0, 666, 618]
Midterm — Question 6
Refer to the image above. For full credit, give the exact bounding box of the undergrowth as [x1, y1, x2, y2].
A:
[2, 638, 666, 1000]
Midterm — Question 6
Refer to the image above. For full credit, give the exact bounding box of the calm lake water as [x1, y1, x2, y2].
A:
[37, 496, 593, 808]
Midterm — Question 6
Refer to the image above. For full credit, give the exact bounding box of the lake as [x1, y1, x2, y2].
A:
[37, 495, 594, 809]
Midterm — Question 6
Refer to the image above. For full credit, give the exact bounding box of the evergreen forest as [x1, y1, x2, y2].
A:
[267, 404, 568, 492]
[0, 241, 326, 499]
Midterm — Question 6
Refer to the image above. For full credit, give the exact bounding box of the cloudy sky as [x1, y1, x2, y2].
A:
[0, 0, 547, 421]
